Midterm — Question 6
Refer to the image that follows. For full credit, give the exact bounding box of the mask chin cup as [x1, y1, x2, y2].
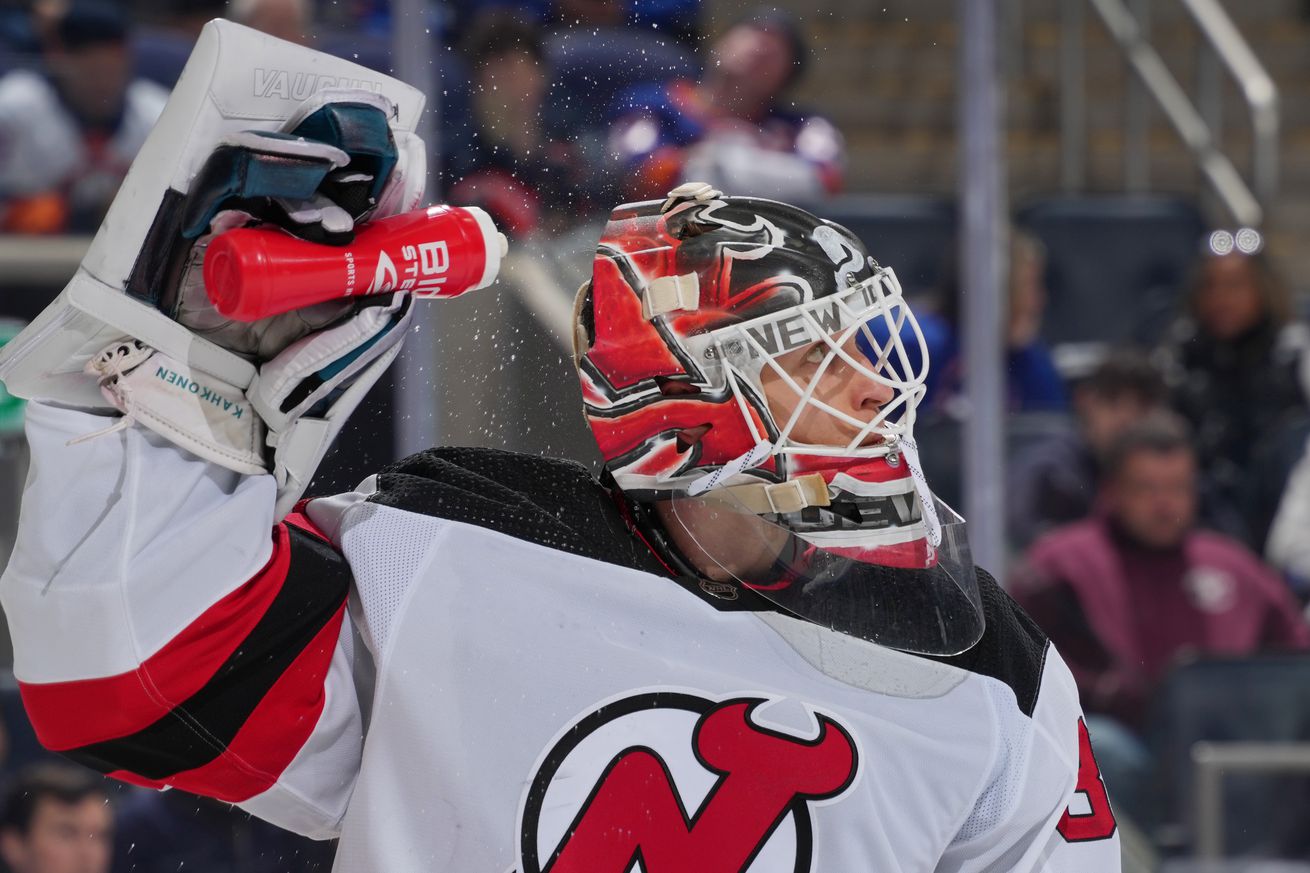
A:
[665, 485, 985, 656]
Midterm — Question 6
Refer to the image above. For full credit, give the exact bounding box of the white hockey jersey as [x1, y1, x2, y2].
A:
[3, 402, 1121, 872]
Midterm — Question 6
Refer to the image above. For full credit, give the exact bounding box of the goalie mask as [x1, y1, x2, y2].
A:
[573, 184, 983, 655]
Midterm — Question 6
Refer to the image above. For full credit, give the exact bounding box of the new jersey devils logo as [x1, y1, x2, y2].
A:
[517, 692, 860, 873]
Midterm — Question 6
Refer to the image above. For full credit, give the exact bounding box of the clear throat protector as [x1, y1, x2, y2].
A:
[665, 486, 983, 656]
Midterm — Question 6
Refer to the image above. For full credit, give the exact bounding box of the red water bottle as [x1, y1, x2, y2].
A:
[203, 205, 507, 322]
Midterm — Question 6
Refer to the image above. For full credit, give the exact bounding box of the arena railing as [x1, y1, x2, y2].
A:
[1059, 0, 1277, 228]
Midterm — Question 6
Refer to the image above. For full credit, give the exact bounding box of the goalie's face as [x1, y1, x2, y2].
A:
[660, 275, 983, 657]
[694, 269, 928, 459]
[761, 336, 897, 448]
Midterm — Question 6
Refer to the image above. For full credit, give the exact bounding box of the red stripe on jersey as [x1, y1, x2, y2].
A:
[104, 602, 347, 802]
[20, 524, 294, 751]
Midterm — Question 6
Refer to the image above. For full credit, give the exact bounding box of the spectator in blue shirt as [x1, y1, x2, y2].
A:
[918, 230, 1069, 414]
[607, 8, 843, 204]
[447, 12, 604, 236]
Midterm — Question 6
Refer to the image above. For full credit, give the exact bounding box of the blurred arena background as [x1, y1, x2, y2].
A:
[0, 0, 1308, 871]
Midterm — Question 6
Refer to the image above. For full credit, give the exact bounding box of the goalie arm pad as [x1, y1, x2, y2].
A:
[1, 402, 365, 839]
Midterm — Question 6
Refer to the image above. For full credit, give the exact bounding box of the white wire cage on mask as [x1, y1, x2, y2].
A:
[685, 267, 930, 459]
[668, 267, 982, 654]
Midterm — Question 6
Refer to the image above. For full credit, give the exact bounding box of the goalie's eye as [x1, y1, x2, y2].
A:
[803, 345, 826, 366]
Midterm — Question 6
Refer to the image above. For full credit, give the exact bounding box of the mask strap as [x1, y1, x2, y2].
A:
[894, 436, 943, 548]
[686, 440, 774, 497]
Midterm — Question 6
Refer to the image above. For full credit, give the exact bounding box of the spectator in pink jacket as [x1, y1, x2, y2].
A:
[1014, 410, 1309, 729]
[1012, 411, 1309, 823]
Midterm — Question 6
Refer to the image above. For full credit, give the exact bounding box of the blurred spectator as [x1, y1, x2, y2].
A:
[542, 11, 696, 145]
[1241, 408, 1310, 561]
[111, 791, 333, 873]
[0, 764, 112, 873]
[447, 0, 702, 45]
[1154, 245, 1310, 546]
[448, 12, 602, 236]
[132, 0, 312, 92]
[1015, 411, 1310, 728]
[227, 0, 309, 46]
[1012, 412, 1310, 821]
[553, 0, 701, 43]
[919, 230, 1068, 414]
[1007, 350, 1167, 550]
[0, 1, 167, 234]
[622, 0, 701, 44]
[607, 8, 842, 203]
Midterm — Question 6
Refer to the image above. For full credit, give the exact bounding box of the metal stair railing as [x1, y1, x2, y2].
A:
[1182, 0, 1280, 204]
[1191, 742, 1310, 860]
[1059, 0, 1278, 228]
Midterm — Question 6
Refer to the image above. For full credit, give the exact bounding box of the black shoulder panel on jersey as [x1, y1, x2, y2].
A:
[369, 447, 672, 577]
[368, 448, 793, 613]
[369, 448, 1051, 711]
[925, 568, 1050, 718]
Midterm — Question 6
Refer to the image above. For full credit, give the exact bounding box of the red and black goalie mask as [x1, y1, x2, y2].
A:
[573, 184, 983, 655]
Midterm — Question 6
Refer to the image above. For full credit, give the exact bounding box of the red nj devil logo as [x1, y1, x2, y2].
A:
[519, 693, 860, 873]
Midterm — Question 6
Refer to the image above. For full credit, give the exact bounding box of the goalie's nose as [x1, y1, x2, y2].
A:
[855, 370, 896, 413]
[818, 341, 896, 445]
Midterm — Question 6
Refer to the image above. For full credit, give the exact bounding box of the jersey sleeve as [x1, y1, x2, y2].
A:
[937, 648, 1121, 873]
[0, 401, 363, 839]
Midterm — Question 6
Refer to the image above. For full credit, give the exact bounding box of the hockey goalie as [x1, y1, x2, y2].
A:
[0, 21, 1120, 873]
